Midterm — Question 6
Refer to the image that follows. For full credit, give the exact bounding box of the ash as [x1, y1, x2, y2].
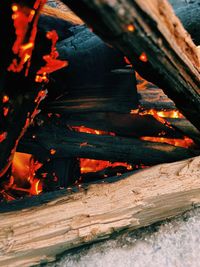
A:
[47, 208, 200, 267]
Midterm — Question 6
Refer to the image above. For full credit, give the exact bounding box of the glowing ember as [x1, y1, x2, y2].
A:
[50, 149, 56, 155]
[3, 107, 9, 117]
[131, 108, 184, 128]
[2, 95, 9, 103]
[72, 126, 115, 136]
[135, 72, 149, 90]
[156, 110, 184, 119]
[0, 132, 7, 143]
[80, 159, 132, 174]
[139, 52, 148, 62]
[141, 136, 194, 148]
[127, 24, 135, 32]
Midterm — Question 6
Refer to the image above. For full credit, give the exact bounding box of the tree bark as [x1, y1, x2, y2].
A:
[60, 0, 200, 132]
[1, 156, 200, 266]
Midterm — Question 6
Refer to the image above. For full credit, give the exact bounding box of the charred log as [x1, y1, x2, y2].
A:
[60, 0, 200, 133]
[18, 123, 200, 165]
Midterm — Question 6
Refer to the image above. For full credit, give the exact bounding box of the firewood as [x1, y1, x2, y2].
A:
[60, 0, 200, 133]
[18, 124, 199, 165]
[62, 112, 200, 144]
[1, 156, 200, 266]
[63, 112, 181, 138]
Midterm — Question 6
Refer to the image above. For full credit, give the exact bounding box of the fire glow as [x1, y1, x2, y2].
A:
[8, 1, 47, 76]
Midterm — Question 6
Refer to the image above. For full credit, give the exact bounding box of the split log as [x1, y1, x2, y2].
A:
[60, 0, 200, 133]
[64, 112, 182, 138]
[18, 125, 199, 165]
[1, 156, 200, 266]
[62, 112, 200, 145]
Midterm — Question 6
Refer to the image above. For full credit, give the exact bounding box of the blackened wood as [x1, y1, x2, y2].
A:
[60, 0, 200, 133]
[46, 67, 138, 113]
[64, 112, 182, 138]
[18, 125, 200, 165]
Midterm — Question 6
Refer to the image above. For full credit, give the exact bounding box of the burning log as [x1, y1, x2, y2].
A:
[1, 155, 200, 266]
[18, 124, 199, 165]
[63, 112, 182, 138]
[60, 0, 200, 134]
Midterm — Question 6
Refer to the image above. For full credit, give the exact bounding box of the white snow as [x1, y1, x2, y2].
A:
[48, 208, 200, 267]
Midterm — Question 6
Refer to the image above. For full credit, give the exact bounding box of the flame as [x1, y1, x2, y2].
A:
[8, 1, 47, 75]
[2, 152, 44, 199]
[36, 30, 68, 82]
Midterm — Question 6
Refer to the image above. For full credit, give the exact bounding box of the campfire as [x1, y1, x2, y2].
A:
[0, 0, 200, 266]
[2, 72, 197, 201]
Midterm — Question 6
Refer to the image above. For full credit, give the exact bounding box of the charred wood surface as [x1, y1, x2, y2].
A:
[64, 112, 182, 138]
[60, 0, 200, 133]
[18, 123, 200, 165]
[1, 156, 200, 266]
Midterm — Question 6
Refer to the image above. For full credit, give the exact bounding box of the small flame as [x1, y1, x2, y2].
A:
[10, 152, 43, 197]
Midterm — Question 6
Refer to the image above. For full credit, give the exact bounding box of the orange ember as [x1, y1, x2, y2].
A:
[0, 132, 7, 143]
[2, 95, 9, 103]
[127, 24, 135, 32]
[80, 159, 132, 174]
[141, 136, 194, 148]
[131, 108, 184, 128]
[72, 126, 115, 136]
[139, 52, 148, 62]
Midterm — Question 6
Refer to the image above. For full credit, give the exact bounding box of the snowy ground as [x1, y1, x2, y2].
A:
[47, 208, 200, 267]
